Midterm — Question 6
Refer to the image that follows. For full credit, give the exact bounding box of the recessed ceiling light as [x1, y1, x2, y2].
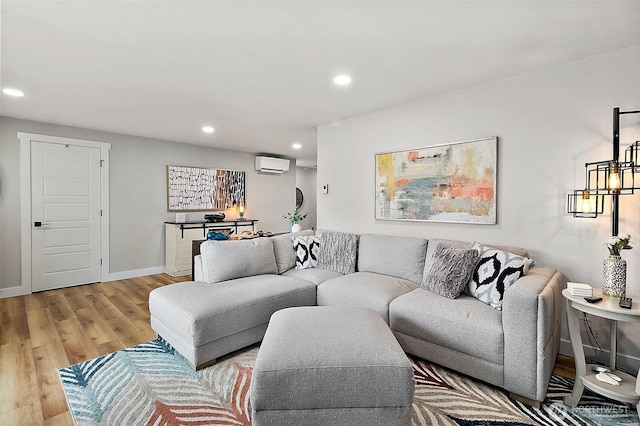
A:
[292, 143, 302, 150]
[333, 75, 352, 86]
[3, 88, 25, 97]
[202, 126, 215, 134]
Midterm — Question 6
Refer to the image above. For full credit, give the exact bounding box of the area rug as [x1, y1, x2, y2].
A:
[59, 338, 639, 425]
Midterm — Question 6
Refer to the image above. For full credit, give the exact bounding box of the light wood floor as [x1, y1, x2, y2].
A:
[0, 274, 576, 425]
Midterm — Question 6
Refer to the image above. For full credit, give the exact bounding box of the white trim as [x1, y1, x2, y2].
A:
[0, 285, 31, 299]
[560, 338, 640, 373]
[19, 132, 111, 295]
[107, 266, 165, 282]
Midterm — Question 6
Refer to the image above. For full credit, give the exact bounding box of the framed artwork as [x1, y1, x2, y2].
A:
[167, 165, 245, 211]
[375, 137, 497, 224]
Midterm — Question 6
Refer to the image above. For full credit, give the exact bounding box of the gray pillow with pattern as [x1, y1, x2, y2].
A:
[422, 243, 480, 299]
[317, 230, 359, 274]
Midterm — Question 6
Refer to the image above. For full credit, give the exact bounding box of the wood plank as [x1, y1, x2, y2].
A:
[38, 368, 68, 420]
[24, 292, 49, 312]
[74, 307, 117, 346]
[0, 297, 30, 346]
[0, 340, 40, 413]
[27, 308, 60, 348]
[44, 293, 75, 322]
[59, 286, 92, 312]
[44, 411, 73, 426]
[54, 318, 99, 365]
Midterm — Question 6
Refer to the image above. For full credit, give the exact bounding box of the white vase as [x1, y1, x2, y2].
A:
[602, 255, 626, 297]
[291, 224, 302, 233]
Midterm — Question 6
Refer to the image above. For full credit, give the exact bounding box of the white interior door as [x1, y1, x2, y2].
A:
[31, 141, 102, 291]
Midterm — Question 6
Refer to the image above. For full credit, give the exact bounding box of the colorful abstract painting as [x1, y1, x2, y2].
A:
[375, 137, 497, 224]
[167, 165, 245, 211]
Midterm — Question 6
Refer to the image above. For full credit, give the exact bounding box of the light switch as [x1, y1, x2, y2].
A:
[322, 184, 329, 194]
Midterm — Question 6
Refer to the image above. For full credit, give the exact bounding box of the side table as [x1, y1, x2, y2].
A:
[562, 288, 640, 415]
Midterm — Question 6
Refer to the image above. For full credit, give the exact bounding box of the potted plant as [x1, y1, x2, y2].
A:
[283, 210, 307, 233]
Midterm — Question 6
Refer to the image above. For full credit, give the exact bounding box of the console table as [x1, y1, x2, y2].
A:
[563, 288, 640, 415]
[164, 220, 258, 277]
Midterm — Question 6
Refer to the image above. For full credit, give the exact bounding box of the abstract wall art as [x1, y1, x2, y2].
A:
[167, 165, 245, 211]
[375, 137, 497, 224]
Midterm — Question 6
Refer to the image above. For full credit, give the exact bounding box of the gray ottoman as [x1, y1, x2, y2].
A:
[251, 306, 414, 426]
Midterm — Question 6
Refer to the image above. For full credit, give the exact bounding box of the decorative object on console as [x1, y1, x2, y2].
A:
[237, 202, 245, 219]
[466, 242, 534, 310]
[283, 209, 307, 233]
[375, 136, 497, 224]
[602, 233, 633, 297]
[204, 212, 225, 222]
[567, 108, 640, 295]
[167, 165, 245, 211]
[206, 230, 231, 240]
[422, 243, 480, 299]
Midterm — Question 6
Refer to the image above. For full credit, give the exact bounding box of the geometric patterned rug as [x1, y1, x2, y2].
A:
[58, 338, 640, 426]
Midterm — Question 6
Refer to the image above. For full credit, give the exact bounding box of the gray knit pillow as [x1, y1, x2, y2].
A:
[422, 243, 480, 299]
[317, 230, 359, 274]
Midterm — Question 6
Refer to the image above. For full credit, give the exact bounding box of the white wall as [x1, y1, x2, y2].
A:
[295, 167, 317, 230]
[318, 45, 640, 368]
[0, 117, 296, 289]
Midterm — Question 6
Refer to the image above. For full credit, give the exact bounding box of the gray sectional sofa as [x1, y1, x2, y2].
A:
[149, 229, 565, 403]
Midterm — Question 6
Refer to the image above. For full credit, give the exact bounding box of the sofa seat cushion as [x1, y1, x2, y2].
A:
[389, 288, 504, 365]
[282, 268, 343, 285]
[317, 272, 419, 324]
[149, 275, 316, 347]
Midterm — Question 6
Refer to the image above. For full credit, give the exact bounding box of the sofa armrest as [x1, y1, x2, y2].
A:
[502, 267, 566, 401]
[194, 254, 204, 282]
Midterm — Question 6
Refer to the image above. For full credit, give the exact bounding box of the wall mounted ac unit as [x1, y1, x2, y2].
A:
[255, 156, 290, 174]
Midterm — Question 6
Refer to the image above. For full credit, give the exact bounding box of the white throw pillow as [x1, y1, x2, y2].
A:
[467, 242, 534, 310]
[293, 235, 320, 269]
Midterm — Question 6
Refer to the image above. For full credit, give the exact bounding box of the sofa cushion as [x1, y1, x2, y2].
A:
[293, 235, 320, 269]
[149, 276, 317, 348]
[200, 238, 277, 284]
[389, 288, 504, 365]
[317, 272, 419, 324]
[358, 234, 427, 285]
[317, 230, 359, 274]
[272, 229, 315, 274]
[282, 268, 343, 285]
[467, 242, 535, 311]
[422, 243, 479, 299]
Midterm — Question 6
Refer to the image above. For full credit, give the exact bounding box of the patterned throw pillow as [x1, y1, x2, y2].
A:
[422, 243, 480, 299]
[292, 235, 320, 269]
[467, 242, 534, 310]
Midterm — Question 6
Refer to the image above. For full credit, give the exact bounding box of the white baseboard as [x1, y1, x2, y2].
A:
[0, 285, 30, 299]
[0, 266, 168, 299]
[107, 266, 165, 281]
[560, 338, 640, 374]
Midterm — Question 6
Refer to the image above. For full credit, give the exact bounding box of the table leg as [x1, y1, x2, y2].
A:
[564, 299, 586, 406]
[610, 319, 617, 371]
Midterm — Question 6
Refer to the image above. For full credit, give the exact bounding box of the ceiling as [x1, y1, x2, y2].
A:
[2, 1, 639, 168]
